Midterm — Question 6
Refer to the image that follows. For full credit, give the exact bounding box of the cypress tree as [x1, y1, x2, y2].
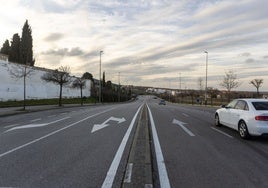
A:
[102, 71, 106, 87]
[21, 20, 34, 66]
[0, 40, 10, 55]
[9, 33, 21, 63]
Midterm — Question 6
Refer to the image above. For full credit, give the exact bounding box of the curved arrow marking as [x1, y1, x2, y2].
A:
[91, 117, 126, 133]
[5, 117, 70, 133]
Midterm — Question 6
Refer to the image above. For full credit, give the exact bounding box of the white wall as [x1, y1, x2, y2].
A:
[0, 60, 91, 101]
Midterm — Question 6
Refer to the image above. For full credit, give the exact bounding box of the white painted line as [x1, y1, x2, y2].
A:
[102, 105, 142, 188]
[0, 107, 117, 159]
[30, 118, 41, 122]
[4, 124, 19, 129]
[123, 163, 133, 183]
[211, 127, 233, 138]
[182, 113, 189, 117]
[147, 104, 171, 188]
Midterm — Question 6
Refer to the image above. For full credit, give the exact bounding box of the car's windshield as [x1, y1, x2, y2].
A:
[252, 102, 268, 110]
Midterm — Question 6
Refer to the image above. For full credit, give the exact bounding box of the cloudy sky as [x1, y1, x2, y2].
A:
[1, 0, 268, 91]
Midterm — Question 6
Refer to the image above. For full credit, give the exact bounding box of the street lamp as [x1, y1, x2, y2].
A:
[204, 51, 208, 105]
[99, 50, 103, 103]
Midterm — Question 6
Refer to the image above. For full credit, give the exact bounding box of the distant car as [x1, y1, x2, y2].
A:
[159, 100, 166, 105]
[215, 99, 268, 139]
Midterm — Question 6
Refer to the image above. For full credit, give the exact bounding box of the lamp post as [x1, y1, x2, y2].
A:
[204, 51, 208, 105]
[99, 50, 103, 103]
[118, 72, 120, 102]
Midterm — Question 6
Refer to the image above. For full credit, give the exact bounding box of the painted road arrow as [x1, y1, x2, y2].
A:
[91, 117, 126, 133]
[4, 117, 70, 133]
[172, 119, 195, 136]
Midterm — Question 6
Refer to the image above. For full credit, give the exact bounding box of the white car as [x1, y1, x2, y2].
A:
[215, 99, 268, 139]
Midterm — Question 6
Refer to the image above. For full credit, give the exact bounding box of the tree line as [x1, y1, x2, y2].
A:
[42, 67, 131, 106]
[160, 70, 264, 105]
[0, 20, 35, 66]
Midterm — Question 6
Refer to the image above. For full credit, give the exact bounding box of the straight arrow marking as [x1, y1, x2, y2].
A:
[91, 116, 126, 133]
[172, 119, 195, 136]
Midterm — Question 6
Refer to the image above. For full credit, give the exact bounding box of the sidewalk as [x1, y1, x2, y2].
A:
[0, 104, 95, 117]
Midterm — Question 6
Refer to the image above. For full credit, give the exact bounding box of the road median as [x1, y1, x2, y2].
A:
[122, 104, 153, 188]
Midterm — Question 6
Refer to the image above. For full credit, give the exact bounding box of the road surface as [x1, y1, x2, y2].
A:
[1, 96, 268, 187]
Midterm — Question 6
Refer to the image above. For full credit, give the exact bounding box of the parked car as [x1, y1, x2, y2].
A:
[215, 99, 268, 139]
[159, 99, 166, 105]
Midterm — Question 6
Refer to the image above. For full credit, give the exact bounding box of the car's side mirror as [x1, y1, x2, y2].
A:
[221, 104, 226, 108]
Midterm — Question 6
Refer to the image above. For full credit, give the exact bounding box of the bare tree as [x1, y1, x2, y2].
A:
[41, 66, 71, 106]
[9, 64, 34, 110]
[249, 79, 263, 97]
[72, 77, 86, 106]
[219, 70, 241, 102]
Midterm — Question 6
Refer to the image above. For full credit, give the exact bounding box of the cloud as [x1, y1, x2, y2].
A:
[240, 52, 251, 57]
[44, 33, 64, 42]
[245, 58, 255, 63]
[42, 47, 85, 57]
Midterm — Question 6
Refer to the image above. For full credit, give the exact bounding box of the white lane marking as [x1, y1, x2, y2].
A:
[30, 118, 42, 122]
[5, 117, 70, 133]
[4, 124, 19, 129]
[172, 119, 195, 137]
[102, 105, 142, 188]
[123, 163, 133, 183]
[0, 107, 117, 159]
[211, 127, 233, 138]
[182, 113, 189, 117]
[147, 104, 171, 188]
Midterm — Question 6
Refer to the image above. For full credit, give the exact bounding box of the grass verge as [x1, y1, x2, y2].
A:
[0, 97, 97, 108]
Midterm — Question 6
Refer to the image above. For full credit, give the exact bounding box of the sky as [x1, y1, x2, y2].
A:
[0, 0, 268, 91]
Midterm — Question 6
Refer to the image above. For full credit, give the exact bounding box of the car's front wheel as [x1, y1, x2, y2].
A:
[238, 121, 250, 139]
[215, 114, 221, 127]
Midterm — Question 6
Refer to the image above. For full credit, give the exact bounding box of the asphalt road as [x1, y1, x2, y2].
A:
[147, 96, 268, 188]
[0, 101, 144, 187]
[1, 95, 268, 187]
